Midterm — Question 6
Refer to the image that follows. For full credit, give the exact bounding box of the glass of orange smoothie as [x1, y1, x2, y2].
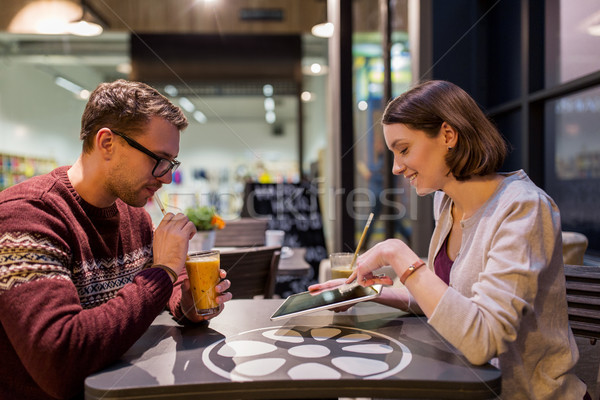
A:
[185, 250, 221, 316]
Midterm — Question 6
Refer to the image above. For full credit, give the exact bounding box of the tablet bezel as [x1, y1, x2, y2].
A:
[270, 284, 383, 320]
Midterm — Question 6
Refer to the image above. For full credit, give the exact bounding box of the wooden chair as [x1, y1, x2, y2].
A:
[565, 264, 600, 399]
[214, 218, 268, 247]
[219, 246, 281, 299]
[565, 264, 600, 343]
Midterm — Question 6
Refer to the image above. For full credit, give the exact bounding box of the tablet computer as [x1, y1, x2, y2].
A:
[270, 284, 383, 320]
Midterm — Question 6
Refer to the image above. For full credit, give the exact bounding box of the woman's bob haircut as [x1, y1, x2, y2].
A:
[382, 80, 508, 181]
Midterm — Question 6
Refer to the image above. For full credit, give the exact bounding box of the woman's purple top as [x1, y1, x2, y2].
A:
[434, 235, 454, 285]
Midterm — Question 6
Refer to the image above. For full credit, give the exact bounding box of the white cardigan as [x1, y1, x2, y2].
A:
[426, 170, 585, 399]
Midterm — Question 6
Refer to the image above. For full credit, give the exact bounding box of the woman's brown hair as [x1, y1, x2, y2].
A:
[382, 80, 508, 181]
[80, 80, 188, 153]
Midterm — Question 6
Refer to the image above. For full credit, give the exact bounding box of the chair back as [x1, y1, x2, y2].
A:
[220, 246, 281, 299]
[564, 264, 600, 342]
[214, 218, 268, 247]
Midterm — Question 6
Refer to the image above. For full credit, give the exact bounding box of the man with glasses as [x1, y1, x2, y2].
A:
[0, 80, 232, 399]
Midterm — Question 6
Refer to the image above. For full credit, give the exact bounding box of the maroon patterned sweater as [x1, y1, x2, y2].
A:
[0, 166, 181, 399]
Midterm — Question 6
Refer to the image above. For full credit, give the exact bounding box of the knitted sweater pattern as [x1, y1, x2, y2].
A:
[0, 166, 153, 306]
[0, 166, 174, 400]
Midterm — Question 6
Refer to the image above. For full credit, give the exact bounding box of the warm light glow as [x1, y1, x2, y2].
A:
[116, 63, 132, 75]
[302, 59, 329, 76]
[67, 20, 103, 36]
[8, 1, 81, 34]
[79, 89, 90, 100]
[301, 91, 313, 102]
[311, 22, 334, 38]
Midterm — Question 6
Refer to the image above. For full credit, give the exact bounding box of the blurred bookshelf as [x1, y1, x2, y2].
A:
[0, 153, 57, 190]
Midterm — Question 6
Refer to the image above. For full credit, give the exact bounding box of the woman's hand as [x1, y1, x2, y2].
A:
[351, 239, 419, 285]
[307, 278, 348, 295]
[180, 269, 232, 323]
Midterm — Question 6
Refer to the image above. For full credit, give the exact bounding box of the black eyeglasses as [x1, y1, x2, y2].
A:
[110, 129, 180, 178]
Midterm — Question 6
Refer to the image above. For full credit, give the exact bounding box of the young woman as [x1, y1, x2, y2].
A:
[311, 80, 586, 399]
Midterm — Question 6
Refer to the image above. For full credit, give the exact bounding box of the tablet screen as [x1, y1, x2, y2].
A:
[270, 284, 383, 320]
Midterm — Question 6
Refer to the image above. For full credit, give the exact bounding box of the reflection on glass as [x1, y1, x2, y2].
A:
[551, 87, 600, 179]
[545, 0, 600, 86]
[545, 85, 600, 255]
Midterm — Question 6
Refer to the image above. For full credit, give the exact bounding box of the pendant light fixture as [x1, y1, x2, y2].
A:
[67, 0, 105, 36]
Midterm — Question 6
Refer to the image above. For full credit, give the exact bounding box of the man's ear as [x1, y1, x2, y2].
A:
[440, 122, 458, 148]
[95, 128, 115, 160]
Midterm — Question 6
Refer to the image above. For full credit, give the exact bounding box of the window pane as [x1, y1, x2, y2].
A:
[546, 0, 600, 86]
[352, 0, 412, 249]
[544, 86, 600, 255]
[492, 110, 522, 172]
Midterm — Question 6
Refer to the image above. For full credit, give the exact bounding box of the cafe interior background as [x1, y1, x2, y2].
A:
[1, 0, 600, 265]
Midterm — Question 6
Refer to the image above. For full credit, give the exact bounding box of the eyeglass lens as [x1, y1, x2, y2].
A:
[153, 159, 179, 177]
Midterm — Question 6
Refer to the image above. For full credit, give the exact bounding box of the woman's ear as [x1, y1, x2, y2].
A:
[441, 122, 458, 148]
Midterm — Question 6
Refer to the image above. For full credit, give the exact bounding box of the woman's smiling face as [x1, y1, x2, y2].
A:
[383, 123, 453, 196]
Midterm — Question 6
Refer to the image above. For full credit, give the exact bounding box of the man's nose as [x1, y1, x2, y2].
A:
[157, 171, 173, 184]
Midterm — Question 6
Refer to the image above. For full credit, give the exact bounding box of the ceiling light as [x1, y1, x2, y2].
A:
[8, 1, 80, 34]
[301, 63, 329, 76]
[178, 97, 195, 112]
[265, 111, 276, 124]
[54, 76, 88, 100]
[8, 0, 107, 36]
[193, 111, 207, 124]
[263, 84, 274, 97]
[68, 19, 102, 36]
[67, 0, 106, 36]
[301, 91, 313, 102]
[311, 22, 334, 38]
[264, 97, 275, 111]
[164, 85, 179, 97]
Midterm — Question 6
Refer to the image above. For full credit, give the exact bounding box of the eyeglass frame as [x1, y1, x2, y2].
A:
[109, 129, 181, 178]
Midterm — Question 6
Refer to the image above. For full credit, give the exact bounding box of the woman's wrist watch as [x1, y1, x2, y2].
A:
[399, 260, 426, 285]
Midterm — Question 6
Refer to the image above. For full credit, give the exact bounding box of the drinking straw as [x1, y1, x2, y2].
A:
[338, 212, 374, 293]
[350, 212, 374, 269]
[154, 193, 166, 216]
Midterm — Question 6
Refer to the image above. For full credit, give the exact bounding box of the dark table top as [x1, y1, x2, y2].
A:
[85, 299, 501, 399]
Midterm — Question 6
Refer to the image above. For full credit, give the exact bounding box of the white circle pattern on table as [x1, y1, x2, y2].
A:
[262, 328, 304, 343]
[288, 344, 331, 358]
[202, 325, 412, 382]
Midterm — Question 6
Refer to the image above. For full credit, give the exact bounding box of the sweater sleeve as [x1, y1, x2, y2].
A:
[0, 190, 173, 399]
[0, 267, 172, 399]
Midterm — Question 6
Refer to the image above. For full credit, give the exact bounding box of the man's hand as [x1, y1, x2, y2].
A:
[180, 269, 232, 323]
[153, 212, 196, 275]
